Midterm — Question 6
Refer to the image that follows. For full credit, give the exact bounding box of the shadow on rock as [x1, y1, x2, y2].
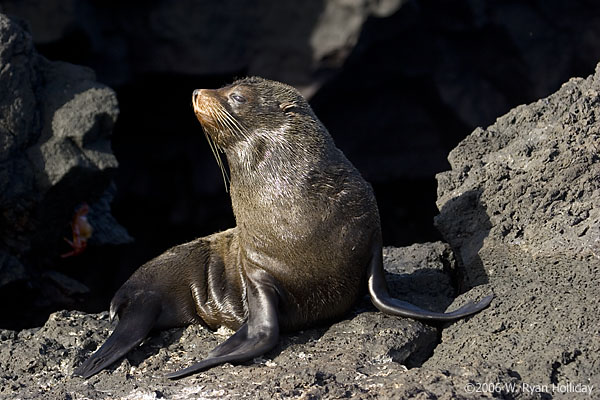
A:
[434, 189, 491, 291]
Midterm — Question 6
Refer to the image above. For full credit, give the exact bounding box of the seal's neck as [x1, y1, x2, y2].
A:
[225, 125, 327, 196]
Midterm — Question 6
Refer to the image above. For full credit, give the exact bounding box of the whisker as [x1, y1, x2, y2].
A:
[206, 129, 230, 192]
[205, 108, 231, 191]
[214, 110, 244, 144]
[221, 110, 249, 137]
[195, 97, 252, 192]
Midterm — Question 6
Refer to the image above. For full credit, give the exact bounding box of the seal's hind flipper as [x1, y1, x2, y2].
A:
[367, 242, 494, 321]
[166, 269, 280, 379]
[74, 300, 161, 379]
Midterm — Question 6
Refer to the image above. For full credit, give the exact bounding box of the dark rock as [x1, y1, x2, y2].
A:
[311, 0, 600, 184]
[0, 14, 130, 312]
[0, 252, 27, 287]
[0, 0, 404, 89]
[7, 1, 600, 249]
[42, 270, 90, 296]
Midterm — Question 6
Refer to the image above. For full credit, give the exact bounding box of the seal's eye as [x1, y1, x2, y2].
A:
[230, 93, 246, 103]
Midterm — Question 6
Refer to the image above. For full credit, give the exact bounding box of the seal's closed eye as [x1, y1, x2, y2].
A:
[230, 93, 246, 103]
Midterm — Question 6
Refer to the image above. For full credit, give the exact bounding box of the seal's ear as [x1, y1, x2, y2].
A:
[280, 101, 300, 114]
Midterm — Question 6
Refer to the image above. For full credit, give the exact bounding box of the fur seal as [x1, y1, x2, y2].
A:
[74, 77, 493, 380]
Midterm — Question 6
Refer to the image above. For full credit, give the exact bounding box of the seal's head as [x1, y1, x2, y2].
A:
[192, 77, 315, 148]
[192, 77, 331, 189]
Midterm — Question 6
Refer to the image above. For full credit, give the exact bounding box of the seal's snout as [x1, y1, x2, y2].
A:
[192, 89, 202, 110]
[193, 89, 203, 101]
[192, 89, 206, 116]
[192, 89, 220, 130]
[192, 89, 213, 112]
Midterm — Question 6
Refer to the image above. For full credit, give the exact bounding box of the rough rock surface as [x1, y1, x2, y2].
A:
[0, 15, 130, 307]
[436, 63, 600, 284]
[432, 64, 600, 396]
[425, 247, 598, 397]
[0, 243, 501, 400]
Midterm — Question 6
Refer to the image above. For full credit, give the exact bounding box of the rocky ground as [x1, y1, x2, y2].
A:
[1, 243, 476, 400]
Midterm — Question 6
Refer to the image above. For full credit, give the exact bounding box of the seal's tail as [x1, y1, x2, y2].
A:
[366, 246, 493, 321]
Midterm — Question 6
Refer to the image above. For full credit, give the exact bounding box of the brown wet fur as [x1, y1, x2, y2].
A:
[190, 77, 381, 331]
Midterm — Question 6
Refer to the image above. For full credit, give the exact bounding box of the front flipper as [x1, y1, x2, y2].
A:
[74, 298, 161, 379]
[368, 242, 493, 321]
[166, 269, 280, 379]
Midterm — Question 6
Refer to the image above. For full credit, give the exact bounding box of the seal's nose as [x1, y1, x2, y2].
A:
[192, 89, 203, 109]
